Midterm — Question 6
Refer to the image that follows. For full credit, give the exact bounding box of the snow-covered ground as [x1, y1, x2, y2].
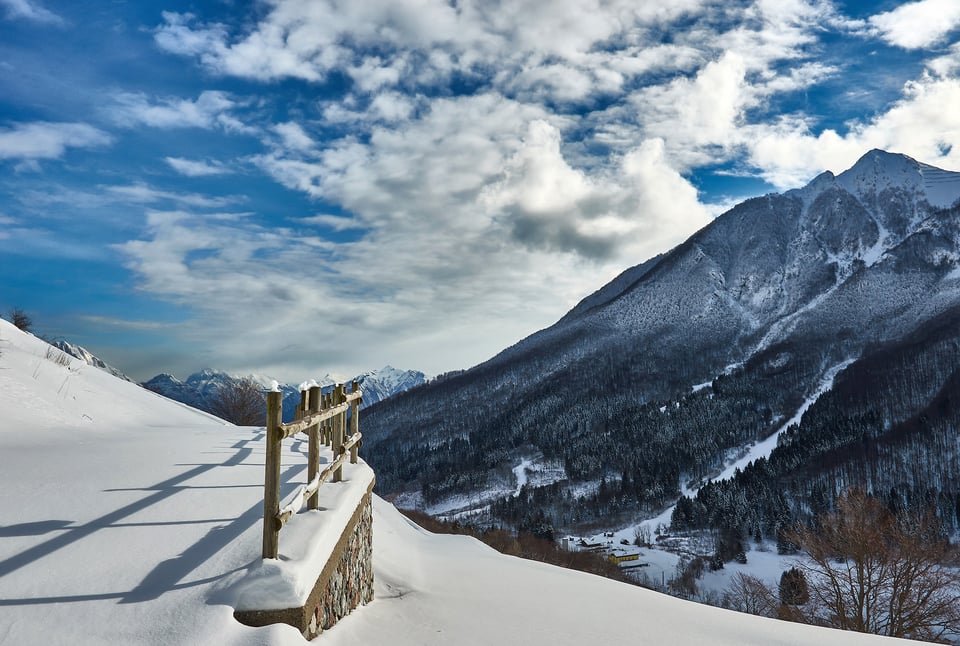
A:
[0, 319, 913, 644]
[323, 500, 912, 646]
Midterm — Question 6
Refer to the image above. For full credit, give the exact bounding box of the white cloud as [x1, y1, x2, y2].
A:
[746, 73, 960, 188]
[0, 0, 62, 25]
[153, 11, 228, 57]
[78, 315, 171, 331]
[165, 157, 232, 177]
[868, 0, 960, 50]
[107, 91, 249, 132]
[483, 123, 709, 260]
[348, 56, 405, 93]
[632, 51, 751, 168]
[126, 0, 960, 378]
[105, 183, 242, 209]
[928, 43, 960, 78]
[302, 214, 366, 231]
[272, 122, 316, 153]
[0, 121, 111, 160]
[154, 0, 707, 95]
[120, 88, 713, 376]
[321, 92, 417, 125]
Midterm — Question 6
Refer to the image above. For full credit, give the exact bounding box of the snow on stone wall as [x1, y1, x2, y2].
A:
[235, 483, 375, 640]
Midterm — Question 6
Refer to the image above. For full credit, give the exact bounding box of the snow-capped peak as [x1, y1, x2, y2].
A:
[836, 149, 960, 210]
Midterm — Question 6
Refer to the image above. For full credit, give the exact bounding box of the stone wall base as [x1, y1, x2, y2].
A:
[235, 480, 374, 640]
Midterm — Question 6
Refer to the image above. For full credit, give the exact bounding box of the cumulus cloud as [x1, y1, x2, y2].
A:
[165, 157, 232, 177]
[0, 0, 62, 25]
[482, 121, 709, 259]
[107, 91, 249, 132]
[0, 121, 111, 160]
[122, 0, 960, 377]
[271, 122, 316, 153]
[123, 92, 710, 375]
[745, 72, 960, 188]
[302, 213, 366, 231]
[154, 0, 707, 99]
[868, 0, 960, 49]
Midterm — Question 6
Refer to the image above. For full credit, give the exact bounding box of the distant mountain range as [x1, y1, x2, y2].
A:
[51, 339, 427, 424]
[142, 366, 427, 423]
[361, 150, 960, 537]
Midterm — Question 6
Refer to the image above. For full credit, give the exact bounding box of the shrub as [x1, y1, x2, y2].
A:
[778, 567, 809, 605]
[9, 308, 32, 332]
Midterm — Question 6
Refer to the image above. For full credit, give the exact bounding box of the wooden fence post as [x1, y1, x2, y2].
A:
[350, 380, 361, 464]
[307, 385, 321, 510]
[333, 384, 345, 482]
[297, 388, 308, 421]
[262, 390, 283, 559]
[323, 392, 332, 446]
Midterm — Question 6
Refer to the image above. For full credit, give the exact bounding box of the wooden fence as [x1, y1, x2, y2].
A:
[261, 381, 363, 559]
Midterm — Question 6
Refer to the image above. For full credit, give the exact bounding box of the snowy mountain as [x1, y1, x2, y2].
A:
[143, 366, 426, 423]
[362, 150, 960, 532]
[51, 339, 133, 382]
[0, 316, 907, 645]
[353, 365, 429, 405]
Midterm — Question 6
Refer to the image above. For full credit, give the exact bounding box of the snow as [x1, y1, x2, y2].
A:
[226, 463, 374, 611]
[713, 358, 855, 482]
[691, 380, 713, 393]
[512, 457, 533, 496]
[0, 320, 354, 645]
[0, 320, 913, 645]
[697, 543, 801, 595]
[321, 499, 911, 646]
[919, 162, 960, 209]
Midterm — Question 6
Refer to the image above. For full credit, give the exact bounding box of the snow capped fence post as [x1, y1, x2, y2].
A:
[307, 384, 321, 511]
[350, 380, 361, 464]
[333, 383, 346, 483]
[262, 389, 283, 559]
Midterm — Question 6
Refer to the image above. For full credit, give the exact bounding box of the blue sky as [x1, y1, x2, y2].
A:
[1, 0, 959, 382]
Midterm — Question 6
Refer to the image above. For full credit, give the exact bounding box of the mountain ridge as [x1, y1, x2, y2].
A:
[361, 149, 960, 533]
[143, 365, 428, 423]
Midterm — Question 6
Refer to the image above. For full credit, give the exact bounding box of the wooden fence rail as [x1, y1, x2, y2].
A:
[262, 381, 363, 559]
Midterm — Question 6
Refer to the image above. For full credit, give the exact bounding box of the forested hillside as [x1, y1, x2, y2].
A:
[674, 303, 960, 542]
[363, 151, 960, 537]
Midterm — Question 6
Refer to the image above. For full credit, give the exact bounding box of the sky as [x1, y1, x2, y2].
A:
[1, 0, 959, 383]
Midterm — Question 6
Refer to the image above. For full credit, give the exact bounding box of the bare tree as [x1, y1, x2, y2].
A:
[209, 378, 266, 426]
[9, 308, 32, 332]
[723, 572, 779, 617]
[787, 488, 960, 642]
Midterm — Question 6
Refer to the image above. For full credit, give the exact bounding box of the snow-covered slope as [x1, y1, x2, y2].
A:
[324, 498, 909, 646]
[0, 318, 914, 645]
[0, 319, 325, 645]
[51, 339, 133, 382]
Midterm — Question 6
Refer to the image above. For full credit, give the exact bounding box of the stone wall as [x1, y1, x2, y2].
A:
[235, 479, 375, 639]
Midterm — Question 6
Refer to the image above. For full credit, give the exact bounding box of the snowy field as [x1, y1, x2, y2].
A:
[0, 319, 914, 644]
